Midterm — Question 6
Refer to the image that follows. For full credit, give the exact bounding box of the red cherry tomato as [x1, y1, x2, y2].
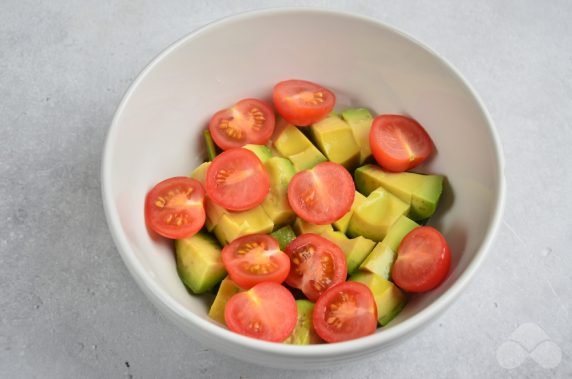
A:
[313, 281, 378, 343]
[284, 233, 347, 301]
[208, 98, 275, 150]
[221, 234, 290, 289]
[272, 80, 335, 126]
[144, 177, 205, 239]
[287, 162, 355, 225]
[224, 282, 297, 342]
[391, 226, 451, 292]
[369, 115, 434, 172]
[205, 148, 270, 211]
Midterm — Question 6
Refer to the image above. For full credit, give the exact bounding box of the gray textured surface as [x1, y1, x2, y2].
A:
[1, 0, 571, 377]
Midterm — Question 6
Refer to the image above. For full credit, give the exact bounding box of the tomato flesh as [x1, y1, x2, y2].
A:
[369, 115, 434, 172]
[224, 282, 297, 342]
[272, 80, 336, 126]
[209, 98, 275, 150]
[205, 148, 270, 211]
[287, 162, 355, 225]
[284, 233, 347, 301]
[222, 234, 290, 289]
[144, 177, 205, 239]
[313, 281, 377, 343]
[392, 226, 451, 292]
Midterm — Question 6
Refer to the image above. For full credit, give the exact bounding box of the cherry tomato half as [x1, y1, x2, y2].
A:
[391, 226, 451, 292]
[224, 282, 297, 342]
[205, 148, 270, 212]
[284, 233, 347, 301]
[144, 177, 205, 239]
[222, 234, 290, 289]
[209, 98, 275, 150]
[272, 80, 335, 126]
[287, 162, 355, 225]
[313, 281, 378, 343]
[369, 115, 434, 172]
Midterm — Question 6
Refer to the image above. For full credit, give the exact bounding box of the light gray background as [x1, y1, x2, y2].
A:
[1, 0, 571, 378]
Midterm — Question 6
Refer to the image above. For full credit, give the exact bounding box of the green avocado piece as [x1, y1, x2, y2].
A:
[332, 191, 366, 234]
[293, 218, 333, 235]
[347, 187, 410, 242]
[243, 144, 272, 163]
[360, 216, 419, 279]
[261, 157, 296, 227]
[354, 164, 444, 220]
[175, 232, 226, 294]
[271, 225, 297, 250]
[321, 230, 376, 274]
[190, 162, 225, 231]
[208, 277, 243, 324]
[341, 108, 373, 164]
[213, 207, 274, 245]
[284, 300, 322, 344]
[310, 115, 360, 169]
[350, 271, 407, 326]
[203, 130, 218, 161]
[190, 161, 210, 183]
[273, 123, 327, 171]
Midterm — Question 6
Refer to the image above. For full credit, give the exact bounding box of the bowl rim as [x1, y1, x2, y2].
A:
[101, 7, 506, 358]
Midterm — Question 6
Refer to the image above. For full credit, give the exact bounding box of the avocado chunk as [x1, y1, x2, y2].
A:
[190, 162, 225, 231]
[175, 232, 226, 294]
[273, 123, 327, 171]
[341, 108, 373, 164]
[350, 271, 407, 326]
[208, 277, 243, 324]
[213, 207, 274, 245]
[203, 130, 218, 161]
[310, 115, 360, 169]
[293, 218, 333, 235]
[190, 161, 210, 183]
[243, 144, 272, 163]
[321, 230, 376, 274]
[271, 225, 297, 250]
[354, 164, 444, 220]
[284, 300, 322, 344]
[360, 215, 418, 279]
[347, 187, 410, 242]
[332, 191, 366, 234]
[261, 157, 296, 227]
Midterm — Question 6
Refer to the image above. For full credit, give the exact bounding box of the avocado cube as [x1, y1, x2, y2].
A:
[354, 164, 444, 220]
[271, 225, 297, 250]
[310, 115, 360, 169]
[351, 271, 407, 326]
[321, 230, 376, 274]
[293, 218, 333, 235]
[347, 187, 410, 242]
[213, 207, 274, 245]
[284, 300, 322, 345]
[273, 123, 327, 171]
[341, 108, 374, 164]
[261, 157, 296, 227]
[208, 277, 243, 324]
[332, 191, 366, 234]
[175, 232, 226, 294]
[243, 144, 272, 163]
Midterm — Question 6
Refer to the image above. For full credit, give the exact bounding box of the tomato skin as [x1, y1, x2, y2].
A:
[369, 115, 434, 172]
[313, 281, 378, 343]
[272, 80, 336, 126]
[284, 233, 347, 301]
[391, 226, 451, 293]
[221, 234, 290, 289]
[144, 177, 206, 239]
[287, 162, 355, 225]
[208, 98, 275, 150]
[224, 282, 297, 342]
[205, 148, 270, 212]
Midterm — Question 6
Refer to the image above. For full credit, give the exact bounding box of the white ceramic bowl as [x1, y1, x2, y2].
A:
[102, 8, 505, 369]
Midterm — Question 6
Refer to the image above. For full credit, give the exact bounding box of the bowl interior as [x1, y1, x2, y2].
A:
[103, 9, 503, 361]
